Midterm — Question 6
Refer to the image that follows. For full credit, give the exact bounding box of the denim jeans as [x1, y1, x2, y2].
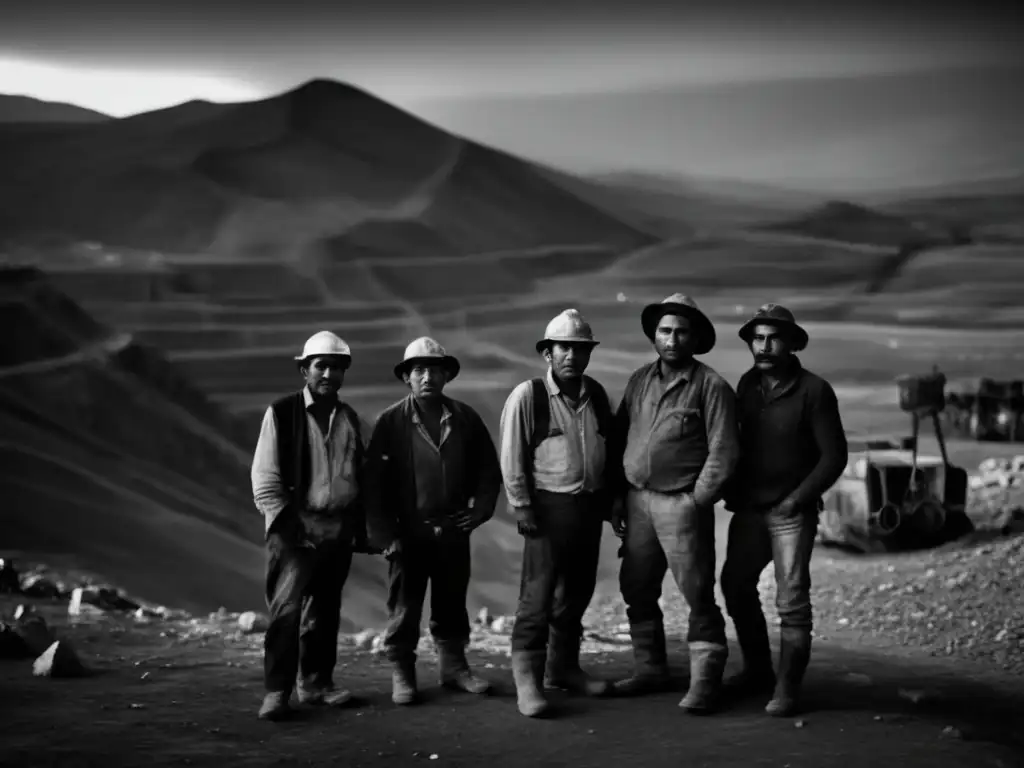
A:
[263, 532, 353, 693]
[511, 490, 604, 653]
[383, 532, 472, 662]
[720, 506, 818, 634]
[618, 488, 727, 645]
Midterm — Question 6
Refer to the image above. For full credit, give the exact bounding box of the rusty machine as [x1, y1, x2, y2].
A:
[818, 368, 973, 553]
[941, 377, 1024, 442]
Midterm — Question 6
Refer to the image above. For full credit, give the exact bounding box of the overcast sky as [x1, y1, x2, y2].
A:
[2, 0, 1021, 114]
[2, 1, 1022, 191]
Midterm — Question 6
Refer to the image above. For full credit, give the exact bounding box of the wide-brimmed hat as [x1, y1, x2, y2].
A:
[640, 293, 716, 355]
[394, 336, 461, 381]
[535, 309, 599, 354]
[737, 303, 809, 351]
[294, 330, 352, 367]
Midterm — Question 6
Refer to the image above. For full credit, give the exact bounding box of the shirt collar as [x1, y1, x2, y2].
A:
[545, 367, 589, 401]
[302, 385, 342, 409]
[409, 395, 452, 425]
[654, 358, 696, 381]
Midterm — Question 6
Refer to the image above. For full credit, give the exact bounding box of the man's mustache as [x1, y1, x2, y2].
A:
[755, 354, 778, 363]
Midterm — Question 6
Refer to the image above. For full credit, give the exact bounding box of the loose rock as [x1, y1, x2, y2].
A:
[237, 611, 269, 634]
[15, 615, 57, 656]
[19, 572, 61, 599]
[33, 640, 87, 678]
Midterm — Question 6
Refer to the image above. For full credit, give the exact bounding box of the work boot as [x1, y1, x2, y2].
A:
[391, 660, 418, 706]
[724, 619, 777, 697]
[544, 632, 611, 697]
[610, 620, 671, 696]
[438, 643, 491, 695]
[678, 641, 728, 714]
[511, 650, 550, 718]
[257, 691, 291, 721]
[765, 628, 811, 718]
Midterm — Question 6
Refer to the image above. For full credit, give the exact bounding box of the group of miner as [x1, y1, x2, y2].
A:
[250, 293, 849, 723]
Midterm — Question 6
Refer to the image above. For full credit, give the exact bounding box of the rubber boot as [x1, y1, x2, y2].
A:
[679, 641, 728, 714]
[724, 616, 777, 697]
[511, 650, 550, 718]
[765, 628, 811, 717]
[391, 658, 418, 706]
[544, 628, 611, 697]
[611, 620, 672, 696]
[438, 642, 491, 695]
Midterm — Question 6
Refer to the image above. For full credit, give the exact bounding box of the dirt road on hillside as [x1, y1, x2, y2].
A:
[1, 597, 1021, 768]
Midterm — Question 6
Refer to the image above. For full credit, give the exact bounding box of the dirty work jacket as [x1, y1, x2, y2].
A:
[364, 394, 501, 549]
[251, 386, 369, 544]
[731, 359, 848, 510]
[499, 368, 609, 512]
[612, 358, 740, 508]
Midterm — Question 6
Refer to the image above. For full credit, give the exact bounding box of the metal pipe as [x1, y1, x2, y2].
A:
[870, 502, 901, 535]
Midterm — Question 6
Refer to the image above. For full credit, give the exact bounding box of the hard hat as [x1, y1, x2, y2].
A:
[294, 331, 352, 363]
[393, 336, 461, 381]
[640, 293, 716, 354]
[535, 309, 599, 354]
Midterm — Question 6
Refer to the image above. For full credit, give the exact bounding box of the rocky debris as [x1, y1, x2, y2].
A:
[14, 603, 34, 621]
[19, 572, 62, 599]
[0, 557, 20, 593]
[475, 606, 493, 626]
[68, 585, 140, 616]
[968, 456, 1024, 532]
[0, 620, 32, 659]
[15, 614, 58, 656]
[237, 611, 269, 634]
[32, 640, 87, 678]
[351, 629, 378, 651]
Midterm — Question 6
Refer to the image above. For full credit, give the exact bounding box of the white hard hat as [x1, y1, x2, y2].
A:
[294, 331, 352, 363]
[394, 336, 460, 381]
[535, 309, 599, 354]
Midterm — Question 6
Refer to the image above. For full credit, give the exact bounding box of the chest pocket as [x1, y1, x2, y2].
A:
[535, 428, 572, 474]
[672, 407, 704, 438]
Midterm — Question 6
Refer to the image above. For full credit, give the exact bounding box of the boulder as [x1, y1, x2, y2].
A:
[237, 611, 269, 634]
[352, 629, 377, 650]
[68, 585, 140, 616]
[32, 640, 87, 678]
[0, 621, 32, 659]
[15, 615, 57, 656]
[19, 573, 61, 599]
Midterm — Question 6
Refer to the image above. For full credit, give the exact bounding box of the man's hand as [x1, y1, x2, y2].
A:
[773, 495, 800, 519]
[514, 506, 539, 538]
[382, 540, 403, 561]
[610, 497, 627, 539]
[452, 509, 479, 533]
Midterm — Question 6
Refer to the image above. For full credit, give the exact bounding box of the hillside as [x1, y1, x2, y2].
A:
[0, 94, 112, 124]
[0, 266, 392, 627]
[0, 79, 654, 262]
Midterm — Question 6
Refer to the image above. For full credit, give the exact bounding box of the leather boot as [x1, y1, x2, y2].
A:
[257, 690, 291, 721]
[678, 641, 728, 714]
[765, 628, 811, 717]
[544, 628, 611, 697]
[724, 617, 777, 696]
[391, 659, 418, 706]
[511, 650, 550, 717]
[438, 643, 491, 695]
[611, 620, 672, 696]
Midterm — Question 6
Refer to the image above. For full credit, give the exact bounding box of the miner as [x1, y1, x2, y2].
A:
[609, 293, 740, 714]
[720, 304, 848, 717]
[499, 309, 617, 718]
[364, 337, 501, 706]
[250, 330, 373, 721]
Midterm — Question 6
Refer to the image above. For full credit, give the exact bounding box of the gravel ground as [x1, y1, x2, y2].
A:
[581, 528, 1024, 677]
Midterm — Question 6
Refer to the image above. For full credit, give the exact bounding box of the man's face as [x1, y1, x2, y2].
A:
[301, 355, 348, 396]
[544, 342, 592, 381]
[404, 362, 449, 401]
[654, 314, 697, 366]
[749, 323, 794, 372]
